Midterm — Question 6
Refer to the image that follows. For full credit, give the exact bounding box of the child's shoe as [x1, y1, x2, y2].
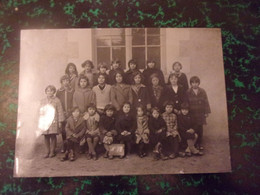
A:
[169, 153, 176, 159]
[108, 155, 113, 160]
[92, 154, 98, 161]
[44, 153, 50, 158]
[86, 153, 92, 160]
[160, 153, 169, 160]
[185, 147, 192, 157]
[153, 152, 160, 160]
[70, 153, 75, 161]
[61, 153, 69, 161]
[49, 153, 56, 158]
[178, 151, 186, 157]
[103, 151, 109, 158]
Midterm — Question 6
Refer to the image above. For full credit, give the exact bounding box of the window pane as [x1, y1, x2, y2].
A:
[147, 28, 160, 35]
[112, 47, 126, 69]
[112, 35, 125, 46]
[97, 47, 110, 67]
[97, 38, 110, 46]
[147, 47, 161, 69]
[132, 47, 145, 69]
[147, 36, 160, 45]
[132, 29, 145, 45]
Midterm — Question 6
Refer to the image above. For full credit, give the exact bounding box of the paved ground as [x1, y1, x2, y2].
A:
[14, 136, 231, 177]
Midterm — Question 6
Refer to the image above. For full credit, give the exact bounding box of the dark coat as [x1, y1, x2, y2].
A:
[177, 113, 196, 140]
[56, 87, 74, 118]
[99, 115, 116, 132]
[147, 85, 167, 113]
[65, 116, 86, 142]
[115, 111, 135, 142]
[186, 87, 211, 125]
[165, 85, 186, 111]
[143, 68, 165, 87]
[148, 116, 167, 144]
[131, 84, 151, 108]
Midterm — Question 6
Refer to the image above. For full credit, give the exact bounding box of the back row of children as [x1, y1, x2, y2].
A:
[40, 59, 211, 161]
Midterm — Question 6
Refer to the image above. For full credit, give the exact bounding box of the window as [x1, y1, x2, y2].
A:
[93, 28, 163, 70]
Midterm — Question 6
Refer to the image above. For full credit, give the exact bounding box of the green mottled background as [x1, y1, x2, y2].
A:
[0, 0, 259, 194]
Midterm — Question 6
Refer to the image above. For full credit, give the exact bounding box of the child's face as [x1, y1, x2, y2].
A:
[100, 67, 107, 74]
[79, 78, 88, 88]
[129, 63, 136, 70]
[115, 73, 123, 83]
[98, 75, 105, 85]
[84, 64, 92, 72]
[134, 75, 141, 84]
[170, 76, 178, 85]
[173, 64, 181, 72]
[147, 62, 155, 69]
[106, 109, 114, 117]
[72, 109, 80, 118]
[62, 79, 70, 87]
[181, 109, 189, 115]
[88, 107, 96, 116]
[151, 77, 159, 86]
[165, 105, 173, 114]
[46, 88, 55, 98]
[122, 104, 130, 114]
[69, 66, 75, 74]
[137, 107, 144, 117]
[191, 82, 199, 89]
[112, 62, 119, 69]
[152, 110, 159, 119]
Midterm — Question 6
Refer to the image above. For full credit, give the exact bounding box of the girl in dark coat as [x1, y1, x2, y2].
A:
[131, 71, 151, 111]
[61, 107, 86, 161]
[148, 107, 168, 160]
[165, 73, 186, 114]
[186, 76, 211, 150]
[125, 59, 142, 85]
[56, 75, 74, 153]
[147, 73, 167, 113]
[168, 61, 189, 92]
[115, 102, 135, 157]
[65, 63, 78, 90]
[143, 60, 165, 87]
[108, 59, 125, 85]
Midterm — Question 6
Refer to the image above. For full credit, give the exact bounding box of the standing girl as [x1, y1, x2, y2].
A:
[108, 59, 124, 85]
[135, 105, 150, 158]
[143, 60, 165, 87]
[65, 63, 78, 90]
[40, 85, 64, 158]
[131, 71, 151, 111]
[115, 102, 135, 158]
[84, 103, 100, 160]
[73, 75, 96, 113]
[110, 70, 133, 111]
[186, 76, 211, 150]
[125, 59, 142, 85]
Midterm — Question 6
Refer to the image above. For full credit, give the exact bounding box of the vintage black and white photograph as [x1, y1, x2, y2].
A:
[14, 28, 231, 177]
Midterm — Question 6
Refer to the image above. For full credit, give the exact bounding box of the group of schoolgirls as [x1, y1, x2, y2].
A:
[40, 59, 211, 161]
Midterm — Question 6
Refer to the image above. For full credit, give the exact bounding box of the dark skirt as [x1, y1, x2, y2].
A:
[150, 131, 166, 145]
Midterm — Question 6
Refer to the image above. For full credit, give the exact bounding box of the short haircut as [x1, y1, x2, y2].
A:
[151, 107, 160, 114]
[132, 71, 144, 84]
[147, 60, 156, 64]
[181, 102, 189, 110]
[45, 85, 56, 94]
[111, 59, 121, 66]
[122, 101, 131, 109]
[65, 63, 78, 76]
[87, 103, 96, 110]
[172, 61, 182, 69]
[163, 100, 174, 108]
[98, 62, 108, 70]
[136, 104, 146, 114]
[97, 73, 107, 82]
[190, 76, 200, 85]
[71, 106, 81, 113]
[114, 69, 125, 83]
[82, 60, 94, 69]
[128, 59, 138, 68]
[77, 75, 89, 87]
[60, 75, 70, 84]
[104, 104, 116, 113]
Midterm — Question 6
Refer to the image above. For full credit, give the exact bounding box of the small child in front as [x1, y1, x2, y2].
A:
[62, 107, 86, 161]
[84, 103, 100, 160]
[186, 76, 211, 150]
[135, 105, 150, 158]
[40, 85, 64, 158]
[162, 101, 182, 159]
[178, 103, 203, 156]
[148, 107, 168, 160]
[115, 102, 135, 158]
[99, 104, 117, 159]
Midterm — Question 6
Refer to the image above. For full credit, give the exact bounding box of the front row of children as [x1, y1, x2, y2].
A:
[40, 85, 203, 161]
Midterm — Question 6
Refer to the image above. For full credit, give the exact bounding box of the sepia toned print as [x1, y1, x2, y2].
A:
[14, 28, 231, 177]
